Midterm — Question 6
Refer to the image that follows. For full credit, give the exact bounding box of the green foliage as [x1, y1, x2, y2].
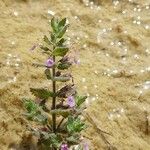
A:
[40, 132, 61, 149]
[44, 35, 52, 45]
[24, 98, 38, 113]
[24, 99, 47, 124]
[30, 88, 55, 99]
[57, 38, 66, 47]
[24, 17, 88, 149]
[75, 95, 87, 108]
[50, 17, 68, 39]
[67, 116, 86, 134]
[66, 134, 80, 145]
[51, 17, 59, 33]
[57, 62, 72, 70]
[40, 46, 49, 51]
[57, 24, 69, 38]
[52, 47, 69, 57]
[58, 18, 67, 29]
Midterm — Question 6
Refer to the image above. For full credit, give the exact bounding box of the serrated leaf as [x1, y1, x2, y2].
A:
[30, 88, 55, 99]
[45, 69, 51, 80]
[66, 135, 80, 144]
[23, 99, 47, 124]
[44, 35, 52, 45]
[41, 133, 61, 149]
[49, 134, 61, 148]
[57, 24, 69, 38]
[24, 99, 38, 113]
[34, 113, 47, 124]
[52, 47, 69, 57]
[75, 95, 87, 107]
[67, 116, 86, 134]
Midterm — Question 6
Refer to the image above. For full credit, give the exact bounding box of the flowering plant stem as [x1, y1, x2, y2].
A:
[24, 17, 88, 150]
[52, 55, 56, 133]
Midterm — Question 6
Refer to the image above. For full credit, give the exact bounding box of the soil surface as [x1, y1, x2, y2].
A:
[0, 0, 150, 150]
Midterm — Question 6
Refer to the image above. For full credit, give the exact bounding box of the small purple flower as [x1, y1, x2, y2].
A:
[46, 58, 54, 67]
[73, 58, 80, 65]
[67, 96, 75, 108]
[61, 144, 68, 150]
[83, 143, 89, 150]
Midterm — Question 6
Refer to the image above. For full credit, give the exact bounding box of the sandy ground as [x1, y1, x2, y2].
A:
[0, 0, 150, 149]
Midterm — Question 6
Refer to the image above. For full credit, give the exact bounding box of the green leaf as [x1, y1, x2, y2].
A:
[57, 38, 66, 47]
[75, 95, 87, 107]
[30, 88, 55, 99]
[57, 24, 69, 38]
[50, 134, 61, 148]
[40, 46, 49, 51]
[67, 116, 86, 134]
[41, 133, 61, 149]
[34, 113, 47, 124]
[57, 62, 72, 70]
[23, 99, 47, 124]
[51, 17, 58, 33]
[44, 35, 52, 45]
[58, 18, 66, 29]
[45, 69, 51, 80]
[51, 33, 56, 43]
[66, 135, 80, 145]
[24, 99, 38, 113]
[52, 47, 69, 57]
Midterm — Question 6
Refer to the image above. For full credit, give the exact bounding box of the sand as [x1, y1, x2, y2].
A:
[0, 0, 150, 149]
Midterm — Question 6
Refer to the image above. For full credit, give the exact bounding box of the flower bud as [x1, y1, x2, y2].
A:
[61, 144, 68, 150]
[46, 58, 54, 67]
[67, 96, 75, 108]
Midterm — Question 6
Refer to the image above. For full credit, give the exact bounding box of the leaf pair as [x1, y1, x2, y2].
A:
[67, 116, 86, 134]
[30, 88, 55, 99]
[45, 69, 71, 82]
[51, 18, 68, 39]
[52, 47, 69, 57]
[40, 132, 61, 149]
[24, 99, 47, 124]
[75, 95, 87, 108]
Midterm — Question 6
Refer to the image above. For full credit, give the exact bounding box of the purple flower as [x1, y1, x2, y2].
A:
[67, 96, 75, 108]
[83, 143, 89, 150]
[46, 58, 54, 67]
[73, 58, 80, 65]
[61, 144, 68, 150]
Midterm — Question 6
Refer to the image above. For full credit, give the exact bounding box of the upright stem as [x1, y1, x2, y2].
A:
[52, 55, 56, 133]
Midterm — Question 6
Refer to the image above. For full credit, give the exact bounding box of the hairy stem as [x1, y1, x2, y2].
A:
[52, 55, 56, 133]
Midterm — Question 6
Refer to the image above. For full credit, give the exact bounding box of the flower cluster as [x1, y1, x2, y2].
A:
[24, 17, 88, 150]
